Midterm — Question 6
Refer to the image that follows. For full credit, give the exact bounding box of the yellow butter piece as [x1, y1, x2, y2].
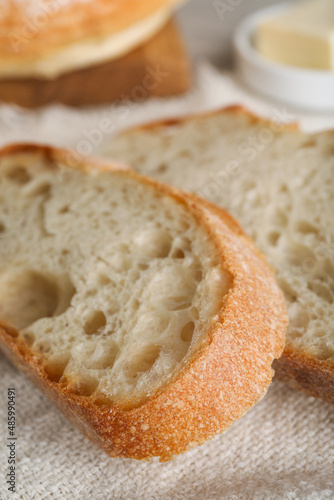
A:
[255, 0, 334, 70]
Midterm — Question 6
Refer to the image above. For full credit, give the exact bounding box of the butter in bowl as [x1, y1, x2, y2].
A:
[234, 0, 334, 111]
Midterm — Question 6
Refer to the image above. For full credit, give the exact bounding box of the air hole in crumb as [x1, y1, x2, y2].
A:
[301, 139, 317, 148]
[156, 163, 167, 173]
[21, 331, 35, 346]
[0, 270, 60, 330]
[100, 348, 118, 369]
[268, 231, 281, 246]
[28, 182, 51, 197]
[139, 262, 149, 271]
[296, 221, 318, 235]
[195, 268, 203, 281]
[173, 248, 185, 259]
[6, 166, 31, 184]
[84, 310, 107, 335]
[180, 322, 195, 343]
[280, 277, 298, 303]
[0, 222, 5, 233]
[308, 282, 333, 304]
[36, 340, 51, 353]
[71, 377, 99, 396]
[132, 299, 140, 310]
[98, 274, 111, 286]
[94, 394, 112, 406]
[59, 205, 69, 214]
[44, 354, 71, 383]
[126, 345, 161, 379]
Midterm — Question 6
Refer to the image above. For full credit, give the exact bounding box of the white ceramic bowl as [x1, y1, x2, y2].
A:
[233, 3, 334, 112]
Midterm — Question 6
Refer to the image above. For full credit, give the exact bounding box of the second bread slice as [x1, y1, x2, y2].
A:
[105, 106, 334, 403]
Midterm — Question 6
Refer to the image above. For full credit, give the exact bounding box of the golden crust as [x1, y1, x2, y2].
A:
[0, 143, 287, 460]
[119, 105, 334, 405]
[0, 0, 181, 61]
[120, 104, 299, 135]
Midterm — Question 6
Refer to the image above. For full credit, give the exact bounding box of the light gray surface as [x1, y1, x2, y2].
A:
[176, 0, 287, 66]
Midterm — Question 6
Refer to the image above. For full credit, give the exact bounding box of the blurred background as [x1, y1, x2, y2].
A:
[1, 0, 333, 146]
[177, 0, 284, 66]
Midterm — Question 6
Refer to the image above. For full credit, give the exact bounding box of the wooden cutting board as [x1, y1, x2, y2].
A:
[0, 18, 191, 108]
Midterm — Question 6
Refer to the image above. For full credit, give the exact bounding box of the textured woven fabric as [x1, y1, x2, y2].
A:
[0, 63, 333, 499]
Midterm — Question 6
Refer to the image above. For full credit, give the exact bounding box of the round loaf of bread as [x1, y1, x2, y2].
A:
[0, 0, 182, 78]
[0, 144, 287, 460]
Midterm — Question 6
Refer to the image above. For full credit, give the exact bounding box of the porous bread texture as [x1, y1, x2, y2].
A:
[0, 145, 287, 460]
[104, 107, 334, 401]
[0, 150, 232, 406]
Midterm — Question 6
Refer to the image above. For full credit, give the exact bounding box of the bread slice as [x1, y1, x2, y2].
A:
[104, 106, 334, 404]
[0, 144, 286, 461]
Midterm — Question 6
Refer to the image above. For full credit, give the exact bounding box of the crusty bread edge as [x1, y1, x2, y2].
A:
[117, 104, 299, 136]
[0, 143, 287, 460]
[0, 0, 183, 62]
[0, 142, 132, 174]
[115, 104, 334, 405]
